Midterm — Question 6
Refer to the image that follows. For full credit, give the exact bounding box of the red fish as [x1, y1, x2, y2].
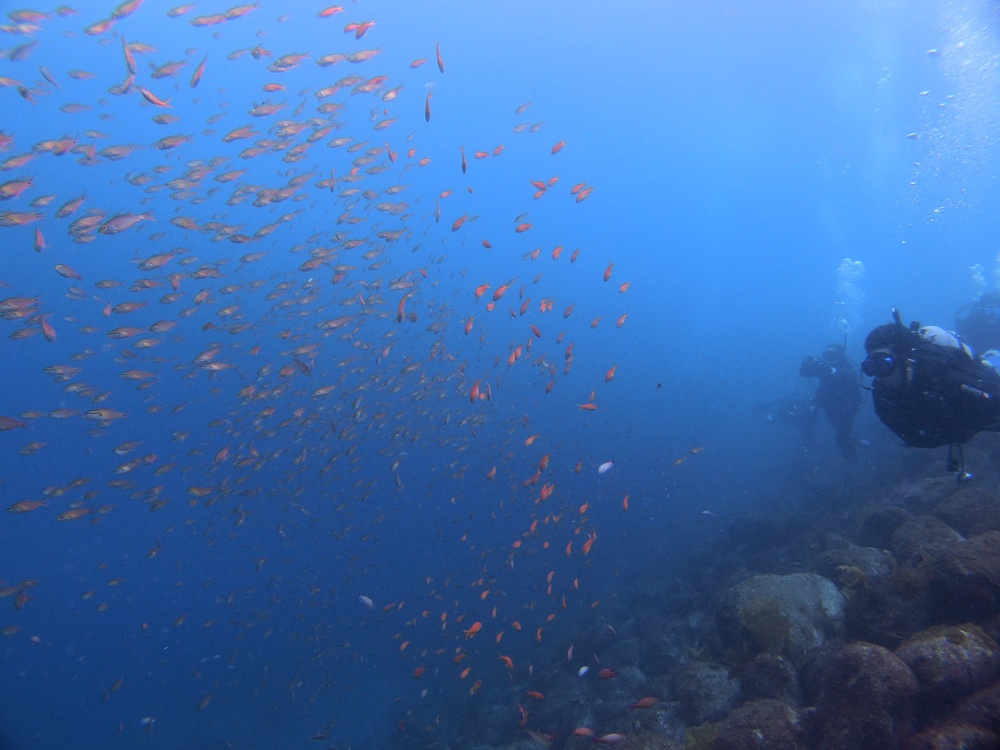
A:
[190, 55, 206, 88]
[629, 697, 659, 710]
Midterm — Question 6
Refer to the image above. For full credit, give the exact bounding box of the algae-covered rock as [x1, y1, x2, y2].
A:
[903, 722, 1000, 750]
[858, 506, 915, 549]
[895, 624, 1000, 706]
[926, 530, 1000, 620]
[890, 515, 963, 567]
[740, 653, 801, 705]
[712, 699, 805, 750]
[672, 661, 741, 726]
[714, 573, 846, 667]
[812, 641, 918, 750]
[815, 544, 894, 586]
[933, 486, 1000, 536]
[955, 682, 1000, 733]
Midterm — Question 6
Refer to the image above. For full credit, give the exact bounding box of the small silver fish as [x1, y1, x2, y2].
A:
[597, 460, 615, 475]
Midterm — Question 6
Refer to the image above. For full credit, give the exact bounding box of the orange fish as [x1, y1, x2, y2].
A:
[629, 697, 659, 710]
[463, 621, 482, 639]
[435, 40, 444, 73]
[40, 317, 56, 342]
[551, 140, 566, 154]
[498, 655, 513, 669]
[139, 87, 171, 108]
[190, 55, 206, 87]
[8, 500, 45, 513]
[56, 507, 90, 521]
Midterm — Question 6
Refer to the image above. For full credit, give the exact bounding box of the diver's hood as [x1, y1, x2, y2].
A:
[865, 323, 915, 353]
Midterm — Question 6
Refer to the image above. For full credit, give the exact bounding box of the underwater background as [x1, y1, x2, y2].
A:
[4, 1, 1000, 748]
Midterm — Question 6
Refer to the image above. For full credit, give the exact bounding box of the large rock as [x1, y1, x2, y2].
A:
[904, 723, 1000, 750]
[841, 568, 931, 648]
[955, 682, 1000, 734]
[671, 661, 741, 726]
[858, 506, 915, 549]
[933, 486, 1000, 536]
[895, 624, 1000, 707]
[712, 699, 805, 750]
[890, 515, 963, 567]
[740, 653, 801, 705]
[812, 642, 918, 750]
[815, 544, 894, 587]
[715, 573, 846, 667]
[926, 531, 1000, 620]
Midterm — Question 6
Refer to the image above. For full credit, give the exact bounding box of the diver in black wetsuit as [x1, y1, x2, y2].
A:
[863, 309, 1000, 481]
[800, 344, 863, 459]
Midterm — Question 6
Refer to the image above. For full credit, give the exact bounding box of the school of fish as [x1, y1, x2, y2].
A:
[0, 2, 704, 746]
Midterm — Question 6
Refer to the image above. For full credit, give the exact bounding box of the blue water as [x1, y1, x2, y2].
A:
[2, 0, 1000, 748]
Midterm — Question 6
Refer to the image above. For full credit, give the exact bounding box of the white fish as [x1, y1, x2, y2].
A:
[597, 460, 615, 474]
[577, 666, 589, 677]
[358, 594, 375, 609]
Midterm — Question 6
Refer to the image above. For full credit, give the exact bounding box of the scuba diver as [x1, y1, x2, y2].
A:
[799, 343, 863, 459]
[955, 290, 1000, 355]
[862, 308, 1000, 481]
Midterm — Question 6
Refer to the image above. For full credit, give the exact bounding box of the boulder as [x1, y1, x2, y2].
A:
[933, 486, 1000, 536]
[955, 682, 1000, 734]
[712, 699, 805, 750]
[740, 653, 801, 705]
[672, 661, 741, 726]
[903, 723, 1000, 750]
[926, 531, 1000, 620]
[858, 506, 915, 549]
[890, 516, 963, 567]
[715, 573, 846, 667]
[812, 641, 918, 750]
[895, 624, 1000, 708]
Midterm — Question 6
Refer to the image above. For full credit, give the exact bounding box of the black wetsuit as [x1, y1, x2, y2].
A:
[870, 338, 1000, 448]
[815, 363, 863, 458]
